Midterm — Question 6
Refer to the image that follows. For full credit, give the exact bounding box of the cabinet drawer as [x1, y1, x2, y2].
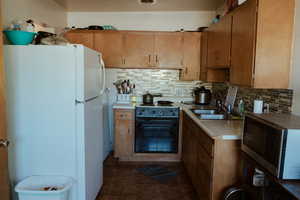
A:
[115, 110, 133, 120]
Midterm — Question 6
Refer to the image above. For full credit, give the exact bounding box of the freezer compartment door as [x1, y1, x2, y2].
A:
[76, 46, 104, 102]
[76, 97, 103, 200]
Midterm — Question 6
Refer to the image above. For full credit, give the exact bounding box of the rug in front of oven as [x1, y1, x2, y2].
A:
[136, 165, 178, 183]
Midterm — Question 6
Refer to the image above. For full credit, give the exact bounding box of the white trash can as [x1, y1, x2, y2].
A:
[15, 176, 74, 200]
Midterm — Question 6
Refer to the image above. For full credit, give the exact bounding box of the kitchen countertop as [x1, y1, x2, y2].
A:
[277, 180, 300, 200]
[113, 103, 243, 140]
[248, 113, 300, 129]
[112, 103, 136, 109]
[181, 105, 243, 140]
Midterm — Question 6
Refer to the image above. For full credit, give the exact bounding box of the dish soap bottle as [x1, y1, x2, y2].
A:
[238, 99, 245, 116]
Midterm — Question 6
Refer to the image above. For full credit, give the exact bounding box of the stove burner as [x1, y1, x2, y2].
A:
[157, 101, 173, 106]
[140, 103, 155, 106]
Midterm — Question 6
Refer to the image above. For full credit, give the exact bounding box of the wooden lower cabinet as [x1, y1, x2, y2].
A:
[114, 109, 134, 159]
[182, 112, 241, 200]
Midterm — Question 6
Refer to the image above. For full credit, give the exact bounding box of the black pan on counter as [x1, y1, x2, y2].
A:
[157, 101, 173, 106]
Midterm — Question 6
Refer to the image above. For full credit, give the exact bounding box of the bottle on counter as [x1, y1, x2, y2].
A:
[131, 84, 137, 104]
[238, 99, 245, 116]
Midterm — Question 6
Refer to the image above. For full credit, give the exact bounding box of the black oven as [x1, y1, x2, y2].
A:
[242, 114, 300, 180]
[135, 107, 179, 153]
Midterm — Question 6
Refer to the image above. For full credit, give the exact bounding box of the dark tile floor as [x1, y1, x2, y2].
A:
[97, 156, 198, 200]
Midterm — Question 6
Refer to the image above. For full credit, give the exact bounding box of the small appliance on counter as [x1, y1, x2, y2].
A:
[193, 86, 212, 105]
[243, 113, 300, 180]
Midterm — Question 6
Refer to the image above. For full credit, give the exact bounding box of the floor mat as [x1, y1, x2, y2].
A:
[136, 165, 178, 183]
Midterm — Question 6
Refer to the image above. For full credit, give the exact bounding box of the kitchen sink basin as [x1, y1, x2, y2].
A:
[191, 109, 226, 120]
[192, 109, 216, 114]
[197, 114, 226, 120]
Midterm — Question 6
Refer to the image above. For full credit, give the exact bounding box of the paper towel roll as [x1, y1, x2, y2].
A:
[253, 100, 264, 114]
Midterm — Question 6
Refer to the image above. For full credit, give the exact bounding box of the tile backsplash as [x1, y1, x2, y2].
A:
[107, 69, 208, 98]
[212, 83, 293, 113]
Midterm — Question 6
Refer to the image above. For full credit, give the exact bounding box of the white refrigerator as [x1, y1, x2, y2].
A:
[4, 45, 105, 200]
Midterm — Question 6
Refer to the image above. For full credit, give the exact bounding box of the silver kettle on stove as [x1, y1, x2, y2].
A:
[193, 87, 212, 105]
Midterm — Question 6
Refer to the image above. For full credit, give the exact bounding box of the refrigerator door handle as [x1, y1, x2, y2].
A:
[99, 55, 106, 95]
[76, 96, 98, 104]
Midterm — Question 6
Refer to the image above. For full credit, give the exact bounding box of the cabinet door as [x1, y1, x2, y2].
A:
[230, 0, 257, 86]
[154, 32, 184, 69]
[200, 31, 208, 81]
[124, 32, 155, 68]
[182, 114, 194, 179]
[114, 110, 134, 158]
[196, 144, 213, 200]
[181, 32, 201, 81]
[207, 15, 232, 68]
[94, 31, 124, 68]
[64, 32, 94, 50]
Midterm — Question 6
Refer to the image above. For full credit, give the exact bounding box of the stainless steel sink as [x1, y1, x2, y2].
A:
[197, 114, 225, 120]
[193, 109, 216, 114]
[191, 109, 226, 120]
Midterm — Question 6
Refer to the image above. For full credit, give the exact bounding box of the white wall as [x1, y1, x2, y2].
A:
[67, 11, 215, 31]
[2, 0, 67, 29]
[292, 0, 300, 115]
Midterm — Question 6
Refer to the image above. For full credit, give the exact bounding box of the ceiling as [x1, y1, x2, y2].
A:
[53, 0, 223, 12]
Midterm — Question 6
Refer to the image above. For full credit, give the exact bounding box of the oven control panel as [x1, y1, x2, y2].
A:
[136, 107, 179, 118]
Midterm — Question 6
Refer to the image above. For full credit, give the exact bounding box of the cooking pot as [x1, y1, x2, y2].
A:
[142, 92, 162, 105]
[193, 87, 212, 105]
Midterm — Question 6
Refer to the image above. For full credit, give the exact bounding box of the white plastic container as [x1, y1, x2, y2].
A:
[15, 176, 74, 200]
[253, 100, 264, 114]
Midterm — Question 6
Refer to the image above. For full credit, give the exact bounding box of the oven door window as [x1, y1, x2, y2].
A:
[135, 118, 179, 153]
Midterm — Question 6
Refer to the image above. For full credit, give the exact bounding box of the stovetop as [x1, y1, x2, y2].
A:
[135, 106, 180, 118]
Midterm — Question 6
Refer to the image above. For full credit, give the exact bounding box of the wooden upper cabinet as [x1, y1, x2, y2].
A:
[94, 31, 124, 68]
[201, 31, 228, 83]
[154, 32, 184, 69]
[230, 0, 295, 88]
[124, 32, 155, 68]
[181, 32, 201, 81]
[253, 0, 295, 88]
[230, 0, 257, 87]
[200, 31, 208, 81]
[64, 31, 94, 50]
[207, 15, 232, 69]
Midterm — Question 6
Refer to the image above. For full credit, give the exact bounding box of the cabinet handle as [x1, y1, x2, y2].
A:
[123, 58, 126, 65]
[156, 55, 159, 64]
[149, 55, 151, 64]
[128, 128, 130, 135]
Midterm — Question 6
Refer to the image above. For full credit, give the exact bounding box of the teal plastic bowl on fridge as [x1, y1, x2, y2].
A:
[3, 30, 36, 45]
